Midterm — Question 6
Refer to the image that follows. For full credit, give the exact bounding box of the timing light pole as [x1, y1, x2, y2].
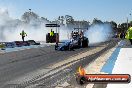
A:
[127, 13, 131, 29]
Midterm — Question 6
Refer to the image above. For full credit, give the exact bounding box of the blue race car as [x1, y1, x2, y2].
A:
[55, 37, 89, 51]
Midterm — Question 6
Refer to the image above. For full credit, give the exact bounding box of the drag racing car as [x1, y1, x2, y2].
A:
[55, 28, 89, 51]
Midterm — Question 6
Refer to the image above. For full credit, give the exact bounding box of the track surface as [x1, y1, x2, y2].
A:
[0, 39, 118, 88]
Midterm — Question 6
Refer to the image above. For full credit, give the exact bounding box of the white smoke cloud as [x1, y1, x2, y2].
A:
[59, 25, 72, 40]
[0, 8, 50, 42]
[85, 24, 113, 44]
[0, 8, 73, 42]
[0, 8, 113, 44]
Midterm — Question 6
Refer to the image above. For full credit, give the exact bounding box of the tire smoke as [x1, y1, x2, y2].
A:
[85, 24, 113, 44]
[0, 8, 113, 43]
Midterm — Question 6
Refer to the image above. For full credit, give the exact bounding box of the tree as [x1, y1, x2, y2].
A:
[65, 15, 74, 24]
[92, 18, 103, 25]
[110, 21, 117, 32]
[117, 23, 128, 33]
[21, 9, 39, 23]
[129, 21, 132, 26]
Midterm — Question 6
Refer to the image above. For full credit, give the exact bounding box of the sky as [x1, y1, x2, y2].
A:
[0, 0, 132, 24]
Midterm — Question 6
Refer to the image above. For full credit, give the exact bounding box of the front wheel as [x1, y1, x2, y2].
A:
[55, 44, 59, 50]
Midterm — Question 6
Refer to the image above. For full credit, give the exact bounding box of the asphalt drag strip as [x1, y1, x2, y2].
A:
[18, 40, 118, 88]
[0, 39, 119, 88]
